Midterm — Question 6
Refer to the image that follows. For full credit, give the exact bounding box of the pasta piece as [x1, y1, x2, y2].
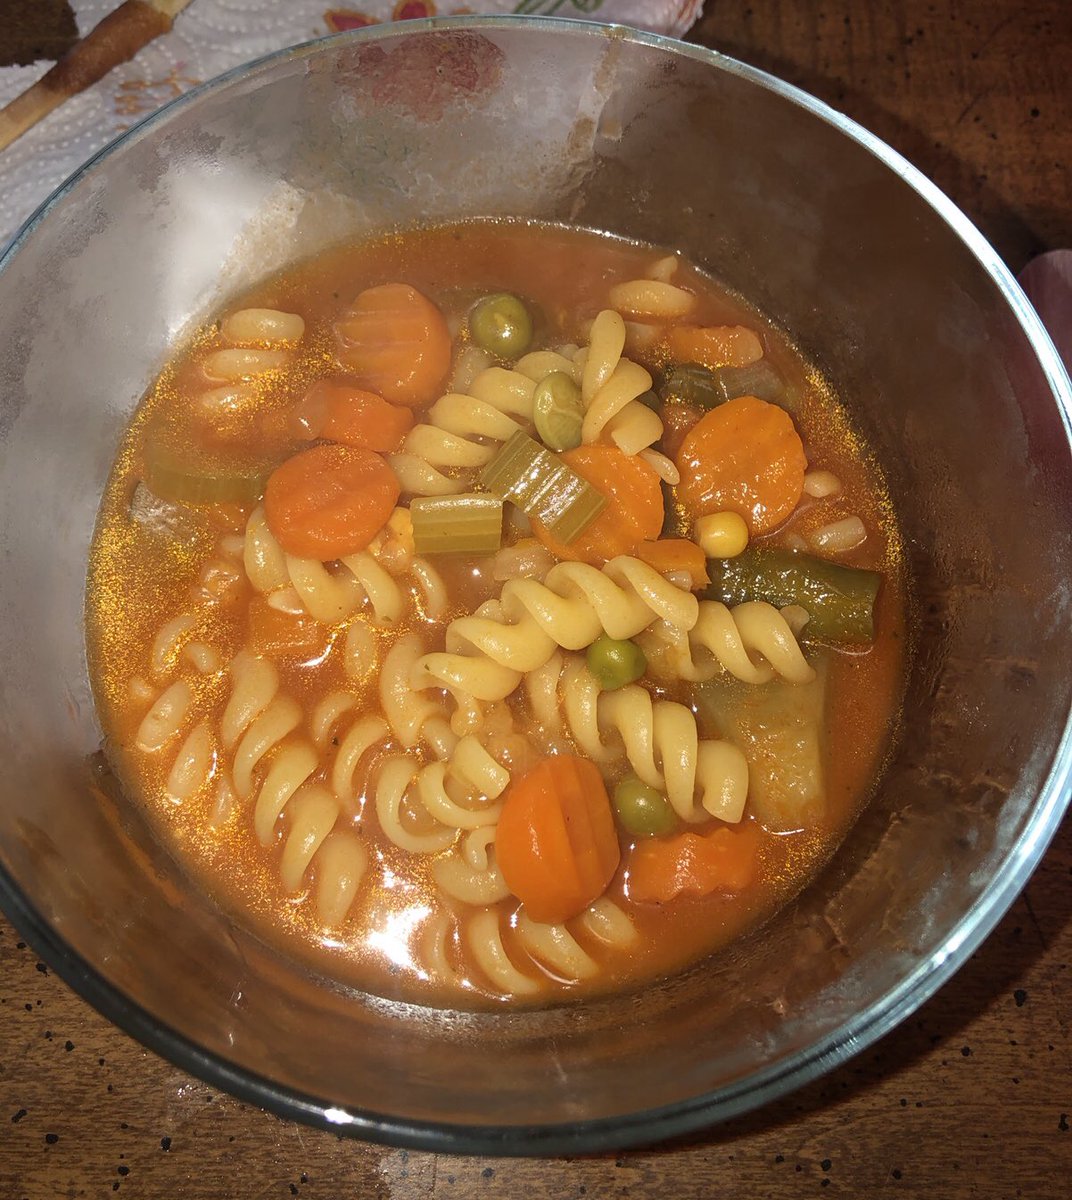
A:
[809, 515, 867, 553]
[313, 830, 369, 926]
[280, 784, 339, 891]
[389, 366, 537, 497]
[532, 655, 749, 824]
[150, 614, 196, 678]
[232, 694, 303, 798]
[419, 911, 461, 986]
[253, 740, 319, 845]
[515, 913, 598, 981]
[514, 349, 582, 385]
[646, 254, 679, 283]
[135, 680, 193, 752]
[165, 720, 215, 804]
[466, 909, 539, 997]
[412, 556, 699, 711]
[339, 621, 377, 685]
[221, 652, 279, 750]
[603, 399, 663, 456]
[201, 348, 289, 382]
[803, 469, 842, 499]
[374, 755, 457, 854]
[432, 826, 510, 905]
[220, 308, 305, 346]
[581, 310, 626, 404]
[244, 505, 430, 628]
[639, 600, 816, 686]
[577, 898, 638, 947]
[608, 279, 696, 321]
[581, 359, 655, 446]
[331, 715, 390, 805]
[183, 641, 221, 674]
[379, 634, 442, 749]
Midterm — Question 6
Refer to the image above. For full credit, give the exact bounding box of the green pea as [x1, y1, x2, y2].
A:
[533, 371, 583, 451]
[468, 293, 533, 359]
[659, 362, 724, 410]
[586, 635, 646, 691]
[613, 775, 677, 837]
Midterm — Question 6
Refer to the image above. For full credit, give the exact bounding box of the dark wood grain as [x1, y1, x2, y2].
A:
[1, 1, 1070, 1196]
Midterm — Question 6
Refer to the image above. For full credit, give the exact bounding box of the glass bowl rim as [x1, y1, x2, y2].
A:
[0, 14, 1069, 1156]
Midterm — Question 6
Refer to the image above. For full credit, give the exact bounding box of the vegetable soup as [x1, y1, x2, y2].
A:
[86, 221, 906, 1005]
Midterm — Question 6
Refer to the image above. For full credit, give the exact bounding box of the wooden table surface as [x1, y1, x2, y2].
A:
[1, 1, 1070, 1196]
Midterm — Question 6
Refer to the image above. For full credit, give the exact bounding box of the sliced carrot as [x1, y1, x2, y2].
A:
[637, 539, 709, 589]
[627, 822, 762, 903]
[294, 379, 414, 452]
[335, 283, 451, 409]
[497, 756, 620, 925]
[263, 443, 400, 560]
[675, 395, 806, 535]
[531, 444, 664, 567]
[664, 324, 764, 368]
[248, 597, 326, 659]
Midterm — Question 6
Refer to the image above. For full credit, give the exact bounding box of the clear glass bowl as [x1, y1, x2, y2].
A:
[0, 17, 1068, 1154]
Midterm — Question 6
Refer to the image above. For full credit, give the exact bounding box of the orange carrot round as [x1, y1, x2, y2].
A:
[294, 379, 414, 452]
[664, 324, 764, 368]
[335, 283, 451, 409]
[531, 444, 664, 566]
[675, 395, 806, 534]
[627, 822, 761, 903]
[263, 443, 399, 560]
[496, 756, 620, 925]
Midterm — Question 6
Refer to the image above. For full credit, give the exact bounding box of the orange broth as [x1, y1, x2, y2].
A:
[87, 220, 906, 1007]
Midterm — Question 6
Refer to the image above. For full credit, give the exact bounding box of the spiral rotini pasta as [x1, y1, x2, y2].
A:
[373, 726, 516, 856]
[639, 600, 817, 687]
[524, 653, 749, 824]
[459, 897, 638, 997]
[388, 366, 537, 497]
[412, 555, 698, 712]
[244, 505, 446, 627]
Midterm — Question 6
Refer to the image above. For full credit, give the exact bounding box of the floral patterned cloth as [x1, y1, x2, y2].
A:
[0, 0, 704, 249]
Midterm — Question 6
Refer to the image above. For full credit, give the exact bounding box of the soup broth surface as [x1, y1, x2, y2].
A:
[87, 220, 905, 1006]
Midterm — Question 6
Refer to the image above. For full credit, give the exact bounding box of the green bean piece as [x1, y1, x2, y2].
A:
[659, 362, 724, 410]
[586, 635, 647, 690]
[636, 388, 662, 412]
[468, 292, 533, 359]
[711, 359, 786, 405]
[706, 546, 881, 644]
[533, 371, 583, 452]
[613, 775, 677, 837]
[660, 360, 788, 411]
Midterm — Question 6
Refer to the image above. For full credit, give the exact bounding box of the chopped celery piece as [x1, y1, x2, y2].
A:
[709, 661, 828, 833]
[144, 442, 269, 505]
[410, 493, 503, 555]
[479, 430, 605, 544]
[706, 546, 881, 644]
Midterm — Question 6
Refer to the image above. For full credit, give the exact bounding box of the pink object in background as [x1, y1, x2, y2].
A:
[1019, 250, 1072, 376]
